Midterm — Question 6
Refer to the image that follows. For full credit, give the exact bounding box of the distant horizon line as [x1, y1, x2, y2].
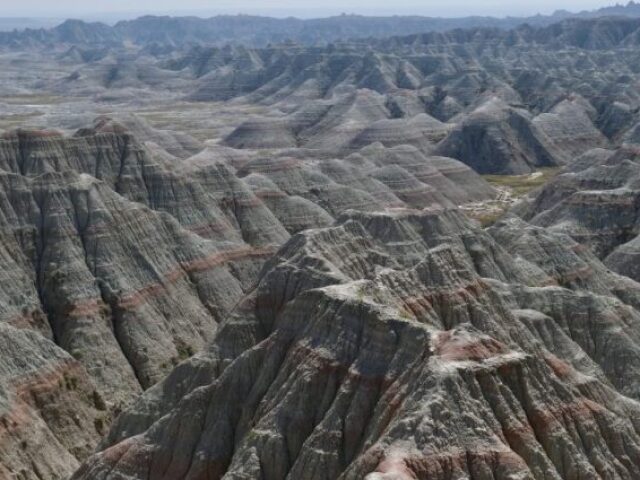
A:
[1, 2, 634, 23]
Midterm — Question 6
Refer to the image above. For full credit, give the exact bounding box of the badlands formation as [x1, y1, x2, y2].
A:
[4, 5, 640, 480]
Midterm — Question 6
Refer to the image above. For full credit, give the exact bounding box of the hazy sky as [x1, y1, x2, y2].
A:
[0, 0, 619, 19]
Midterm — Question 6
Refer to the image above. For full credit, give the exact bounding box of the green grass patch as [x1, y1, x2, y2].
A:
[483, 167, 562, 197]
[474, 211, 506, 228]
[0, 94, 62, 105]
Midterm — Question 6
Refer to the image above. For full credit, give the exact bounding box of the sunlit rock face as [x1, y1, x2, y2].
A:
[517, 145, 640, 282]
[0, 323, 104, 480]
[0, 127, 288, 404]
[0, 117, 496, 476]
[75, 207, 640, 479]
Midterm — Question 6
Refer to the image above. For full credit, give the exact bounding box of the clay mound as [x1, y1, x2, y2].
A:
[96, 115, 203, 158]
[315, 157, 407, 208]
[165, 45, 264, 78]
[599, 101, 638, 140]
[436, 97, 565, 174]
[237, 155, 388, 216]
[244, 173, 334, 234]
[533, 96, 608, 158]
[348, 113, 452, 152]
[235, 144, 496, 217]
[351, 143, 496, 204]
[517, 145, 640, 281]
[605, 234, 640, 281]
[300, 90, 392, 151]
[52, 54, 187, 97]
[621, 120, 640, 145]
[223, 117, 297, 149]
[370, 164, 453, 209]
[75, 207, 640, 480]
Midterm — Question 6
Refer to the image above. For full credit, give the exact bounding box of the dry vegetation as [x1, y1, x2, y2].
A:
[462, 167, 562, 227]
[483, 167, 562, 196]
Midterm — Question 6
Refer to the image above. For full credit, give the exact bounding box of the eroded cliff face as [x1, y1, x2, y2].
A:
[0, 323, 104, 480]
[74, 206, 640, 479]
[6, 123, 640, 479]
[0, 128, 287, 478]
[517, 145, 640, 282]
[0, 122, 497, 476]
[0, 127, 288, 407]
[4, 117, 640, 480]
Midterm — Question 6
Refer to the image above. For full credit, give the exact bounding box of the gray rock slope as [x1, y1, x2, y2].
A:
[0, 126, 288, 404]
[0, 323, 104, 479]
[178, 25, 622, 173]
[516, 145, 640, 283]
[75, 204, 640, 479]
[0, 122, 495, 477]
[435, 98, 563, 174]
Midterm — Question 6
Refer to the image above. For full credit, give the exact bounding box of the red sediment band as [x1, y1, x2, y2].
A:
[557, 265, 592, 283]
[66, 298, 104, 317]
[500, 397, 606, 445]
[84, 214, 236, 238]
[188, 221, 235, 237]
[12, 246, 277, 320]
[284, 341, 399, 392]
[117, 246, 276, 310]
[92, 436, 228, 479]
[0, 359, 82, 442]
[1, 129, 63, 140]
[400, 278, 491, 317]
[375, 453, 419, 479]
[233, 196, 268, 208]
[5, 312, 44, 331]
[433, 331, 509, 362]
[543, 352, 574, 379]
[571, 243, 589, 254]
[372, 447, 527, 479]
[407, 449, 528, 475]
[375, 392, 609, 480]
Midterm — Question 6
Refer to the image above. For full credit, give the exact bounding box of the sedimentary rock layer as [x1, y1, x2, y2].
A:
[0, 122, 495, 475]
[75, 207, 640, 479]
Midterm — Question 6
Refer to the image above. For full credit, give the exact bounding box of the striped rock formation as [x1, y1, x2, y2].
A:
[75, 207, 640, 479]
[517, 145, 640, 281]
[0, 122, 495, 477]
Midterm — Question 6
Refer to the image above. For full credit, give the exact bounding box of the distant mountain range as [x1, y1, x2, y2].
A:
[0, 17, 63, 32]
[4, 2, 640, 48]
